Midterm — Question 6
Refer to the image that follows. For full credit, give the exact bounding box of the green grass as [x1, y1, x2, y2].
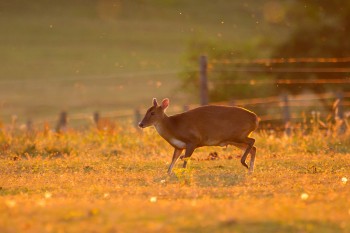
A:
[0, 0, 286, 121]
[0, 124, 349, 232]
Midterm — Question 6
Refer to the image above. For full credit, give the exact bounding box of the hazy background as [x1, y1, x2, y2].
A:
[0, 0, 288, 122]
[1, 0, 348, 124]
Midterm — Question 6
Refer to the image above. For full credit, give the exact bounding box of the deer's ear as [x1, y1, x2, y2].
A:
[161, 98, 169, 110]
[153, 98, 158, 107]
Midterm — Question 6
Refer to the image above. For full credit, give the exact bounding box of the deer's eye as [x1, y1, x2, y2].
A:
[150, 112, 155, 116]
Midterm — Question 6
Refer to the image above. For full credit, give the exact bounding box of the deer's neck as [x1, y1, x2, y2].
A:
[154, 114, 172, 138]
[154, 115, 186, 149]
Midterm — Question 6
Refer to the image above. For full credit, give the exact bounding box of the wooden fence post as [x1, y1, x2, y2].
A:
[56, 111, 67, 133]
[10, 115, 17, 133]
[26, 119, 33, 133]
[281, 93, 291, 136]
[93, 111, 100, 126]
[199, 55, 209, 106]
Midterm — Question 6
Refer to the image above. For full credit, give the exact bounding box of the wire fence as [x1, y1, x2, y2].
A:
[210, 78, 350, 85]
[201, 55, 350, 133]
[38, 90, 348, 131]
[210, 67, 350, 73]
[2, 56, 350, 133]
[211, 56, 350, 65]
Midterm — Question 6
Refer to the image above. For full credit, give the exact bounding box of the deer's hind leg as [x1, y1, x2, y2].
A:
[248, 146, 256, 173]
[230, 139, 256, 173]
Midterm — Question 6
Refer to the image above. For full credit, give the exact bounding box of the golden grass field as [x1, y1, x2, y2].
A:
[0, 122, 349, 233]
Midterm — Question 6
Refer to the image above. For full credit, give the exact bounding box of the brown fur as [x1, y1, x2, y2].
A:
[139, 98, 259, 174]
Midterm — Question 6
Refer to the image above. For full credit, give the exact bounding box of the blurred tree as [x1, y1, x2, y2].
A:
[272, 0, 350, 96]
[276, 0, 350, 57]
[181, 1, 350, 105]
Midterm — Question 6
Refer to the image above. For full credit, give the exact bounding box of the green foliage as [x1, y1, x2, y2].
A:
[272, 0, 350, 94]
[0, 187, 30, 196]
[275, 1, 350, 57]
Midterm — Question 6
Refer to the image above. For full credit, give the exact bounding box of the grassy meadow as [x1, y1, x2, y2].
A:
[0, 122, 350, 233]
[1, 1, 349, 232]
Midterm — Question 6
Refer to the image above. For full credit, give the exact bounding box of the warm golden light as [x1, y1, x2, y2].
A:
[263, 1, 286, 23]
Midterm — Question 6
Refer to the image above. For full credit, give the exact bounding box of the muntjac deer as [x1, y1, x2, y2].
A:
[139, 98, 259, 174]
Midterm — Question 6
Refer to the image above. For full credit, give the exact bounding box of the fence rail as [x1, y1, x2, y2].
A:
[11, 89, 347, 134]
[211, 56, 350, 65]
[211, 67, 350, 73]
[2, 56, 349, 135]
[211, 78, 350, 85]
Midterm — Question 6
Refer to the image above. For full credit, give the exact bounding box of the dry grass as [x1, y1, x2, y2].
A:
[0, 123, 350, 233]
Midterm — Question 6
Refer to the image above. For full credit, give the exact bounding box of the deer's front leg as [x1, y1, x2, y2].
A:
[167, 148, 183, 174]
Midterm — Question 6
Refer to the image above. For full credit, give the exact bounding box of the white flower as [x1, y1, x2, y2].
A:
[103, 193, 110, 198]
[300, 193, 309, 200]
[341, 177, 348, 184]
[44, 192, 52, 199]
[150, 196, 157, 203]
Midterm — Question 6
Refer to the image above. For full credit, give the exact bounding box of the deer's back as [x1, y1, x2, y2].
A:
[170, 105, 258, 144]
